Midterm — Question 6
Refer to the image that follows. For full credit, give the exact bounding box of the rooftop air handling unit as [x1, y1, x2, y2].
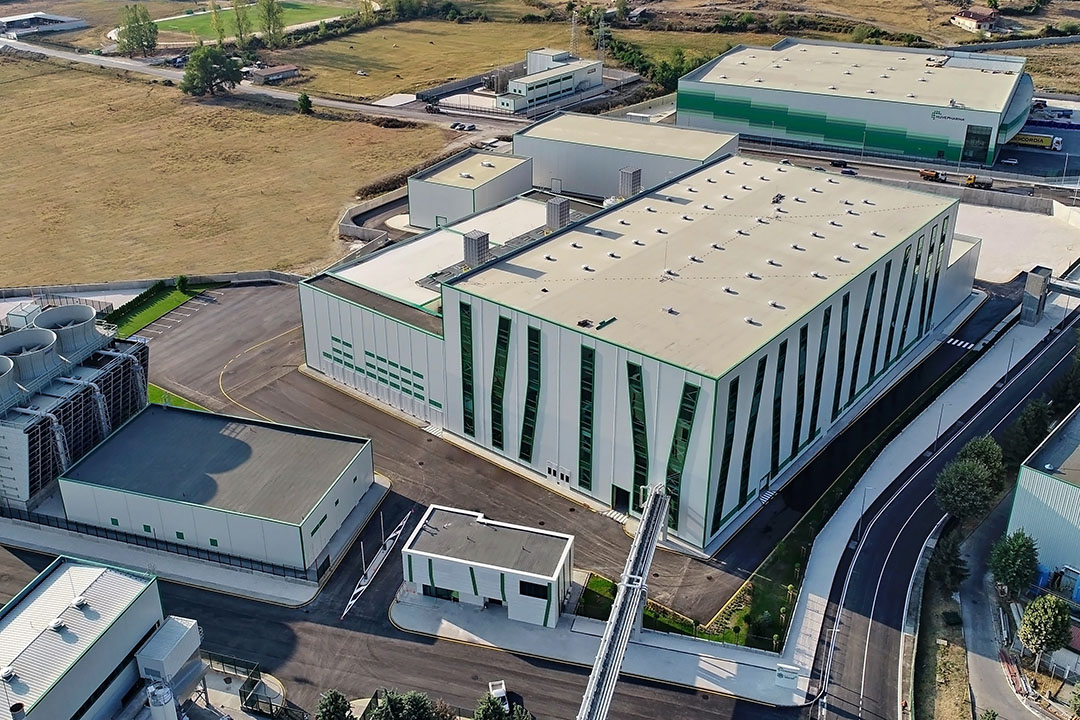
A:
[0, 328, 60, 387]
[33, 304, 104, 361]
[0, 356, 18, 411]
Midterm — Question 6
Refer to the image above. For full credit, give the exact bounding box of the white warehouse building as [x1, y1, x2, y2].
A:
[401, 505, 574, 627]
[407, 149, 533, 230]
[58, 404, 375, 580]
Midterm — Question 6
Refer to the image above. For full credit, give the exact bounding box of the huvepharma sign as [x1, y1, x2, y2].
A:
[931, 110, 967, 122]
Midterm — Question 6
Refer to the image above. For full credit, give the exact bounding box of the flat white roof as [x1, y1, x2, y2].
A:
[684, 39, 1025, 114]
[518, 59, 601, 86]
[335, 197, 549, 306]
[0, 558, 153, 720]
[454, 155, 955, 378]
[136, 615, 197, 663]
[516, 112, 737, 162]
[414, 150, 530, 191]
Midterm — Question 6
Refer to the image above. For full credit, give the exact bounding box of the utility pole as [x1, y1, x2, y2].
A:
[570, 9, 578, 57]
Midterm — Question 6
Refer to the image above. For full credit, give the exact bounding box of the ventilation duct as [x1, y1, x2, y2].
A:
[0, 328, 60, 384]
[33, 305, 100, 358]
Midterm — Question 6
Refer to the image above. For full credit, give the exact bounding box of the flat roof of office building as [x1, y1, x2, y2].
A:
[0, 557, 154, 720]
[404, 505, 572, 578]
[518, 59, 601, 85]
[682, 38, 1026, 113]
[453, 155, 955, 378]
[515, 112, 738, 162]
[412, 149, 531, 191]
[62, 405, 369, 524]
[1028, 404, 1080, 488]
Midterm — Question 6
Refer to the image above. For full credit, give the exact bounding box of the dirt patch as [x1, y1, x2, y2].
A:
[914, 581, 973, 720]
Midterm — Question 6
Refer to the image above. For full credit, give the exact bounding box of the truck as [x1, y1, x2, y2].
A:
[1008, 132, 1063, 151]
[965, 175, 994, 190]
[919, 169, 948, 182]
[488, 681, 510, 713]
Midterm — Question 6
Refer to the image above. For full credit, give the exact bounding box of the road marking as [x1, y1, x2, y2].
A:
[218, 325, 301, 422]
[946, 337, 975, 349]
[167, 310, 192, 318]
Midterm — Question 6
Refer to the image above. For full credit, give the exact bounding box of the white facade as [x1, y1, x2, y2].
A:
[401, 506, 574, 628]
[496, 52, 603, 113]
[406, 151, 533, 230]
[59, 438, 374, 572]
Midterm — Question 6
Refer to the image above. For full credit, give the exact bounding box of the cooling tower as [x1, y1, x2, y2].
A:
[0, 328, 60, 385]
[33, 305, 102, 358]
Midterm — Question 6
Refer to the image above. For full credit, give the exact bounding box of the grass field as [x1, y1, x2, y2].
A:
[913, 582, 971, 720]
[155, 1, 346, 42]
[0, 0, 180, 48]
[148, 383, 206, 409]
[268, 19, 573, 100]
[111, 283, 221, 337]
[999, 47, 1080, 94]
[0, 58, 449, 286]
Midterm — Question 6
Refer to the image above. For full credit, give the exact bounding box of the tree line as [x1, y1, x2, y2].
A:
[315, 688, 533, 720]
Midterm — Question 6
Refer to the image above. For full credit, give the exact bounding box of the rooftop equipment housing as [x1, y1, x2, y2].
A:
[0, 328, 61, 386]
[33, 305, 103, 360]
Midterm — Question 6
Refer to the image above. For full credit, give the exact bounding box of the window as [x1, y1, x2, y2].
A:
[175, 531, 185, 540]
[740, 355, 768, 505]
[578, 346, 596, 491]
[311, 514, 328, 536]
[899, 235, 924, 352]
[110, 517, 119, 527]
[832, 293, 850, 421]
[849, 273, 877, 403]
[491, 316, 512, 450]
[429, 399, 443, 409]
[143, 524, 152, 533]
[809, 307, 832, 435]
[627, 362, 649, 512]
[791, 325, 808, 459]
[209, 538, 219, 547]
[771, 340, 787, 478]
[519, 580, 549, 600]
[885, 245, 911, 367]
[710, 377, 740, 535]
[665, 382, 700, 530]
[518, 326, 542, 463]
[917, 229, 937, 337]
[459, 302, 475, 437]
[869, 261, 892, 378]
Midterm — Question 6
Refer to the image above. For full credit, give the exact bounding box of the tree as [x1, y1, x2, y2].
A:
[935, 458, 994, 522]
[209, 0, 226, 45]
[1070, 683, 1080, 717]
[297, 92, 313, 114]
[401, 691, 435, 720]
[986, 0, 999, 7]
[510, 706, 532, 720]
[957, 434, 1005, 491]
[357, 0, 376, 24]
[614, 0, 628, 20]
[980, 710, 999, 720]
[1018, 594, 1072, 671]
[233, 0, 253, 47]
[117, 4, 158, 56]
[433, 699, 457, 720]
[315, 688, 352, 720]
[929, 532, 969, 592]
[989, 530, 1039, 599]
[1051, 331, 1080, 409]
[257, 0, 286, 48]
[179, 44, 242, 96]
[1002, 399, 1051, 470]
[474, 694, 509, 720]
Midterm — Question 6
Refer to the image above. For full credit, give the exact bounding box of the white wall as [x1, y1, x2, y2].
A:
[300, 442, 374, 567]
[30, 581, 162, 720]
[407, 178, 474, 231]
[59, 479, 306, 569]
[472, 160, 534, 218]
[0, 423, 30, 507]
[300, 281, 446, 424]
[1008, 465, 1080, 574]
[935, 236, 980, 328]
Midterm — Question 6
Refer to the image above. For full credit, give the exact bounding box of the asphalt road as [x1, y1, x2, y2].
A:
[819, 311, 1080, 720]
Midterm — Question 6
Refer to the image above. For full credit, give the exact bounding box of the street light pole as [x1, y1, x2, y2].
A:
[934, 403, 946, 452]
[858, 486, 874, 541]
[1006, 336, 1016, 382]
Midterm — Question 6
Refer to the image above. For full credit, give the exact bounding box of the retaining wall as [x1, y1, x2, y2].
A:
[858, 175, 1054, 213]
[337, 187, 407, 239]
[945, 35, 1080, 51]
[0, 270, 302, 300]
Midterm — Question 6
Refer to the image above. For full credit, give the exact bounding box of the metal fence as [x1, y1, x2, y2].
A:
[29, 291, 115, 315]
[0, 505, 311, 580]
[202, 650, 311, 720]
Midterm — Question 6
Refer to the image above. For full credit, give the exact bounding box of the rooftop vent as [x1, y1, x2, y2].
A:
[48, 618, 65, 632]
[663, 307, 680, 315]
[743, 160, 752, 166]
[687, 186, 697, 193]
[689, 255, 703, 263]
[847, 209, 859, 215]
[737, 229, 749, 236]
[828, 85, 837, 90]
[811, 231, 824, 238]
[866, 89, 875, 94]
[711, 243, 724, 250]
[746, 271, 761, 280]
[609, 252, 621, 259]
[835, 255, 850, 263]
[811, 271, 827, 279]
[723, 194, 734, 200]
[742, 185, 753, 191]
[794, 196, 805, 203]
[880, 73, 889, 78]
[723, 286, 737, 294]
[682, 215, 694, 221]
[853, 242, 868, 250]
[828, 178, 839, 184]
[577, 319, 593, 328]
[655, 227, 667, 234]
[619, 219, 630, 226]
[582, 265, 595, 272]
[768, 300, 783, 309]
[757, 217, 768, 224]
[480, 161, 495, 168]
[544, 254, 556, 261]
[665, 269, 679, 277]
[459, 172, 473, 179]
[767, 259, 781, 267]
[830, 220, 842, 227]
[633, 239, 645, 246]
[872, 231, 885, 237]
[811, 187, 822, 193]
[725, 169, 735, 175]
[703, 204, 714, 210]
[843, 71, 851, 76]
[571, 242, 583, 249]
[594, 229, 604, 235]
[760, 175, 769, 181]
[646, 206, 656, 213]
[754, 78, 763, 82]
[863, 199, 876, 205]
[744, 316, 758, 325]
[792, 243, 805, 251]
[907, 93, 916, 98]
[1, 668, 15, 682]
[852, 63, 860, 68]
[706, 178, 716, 183]
[918, 77, 926, 82]
[70, 595, 88, 609]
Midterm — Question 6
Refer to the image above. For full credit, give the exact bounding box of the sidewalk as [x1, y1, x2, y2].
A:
[0, 474, 390, 606]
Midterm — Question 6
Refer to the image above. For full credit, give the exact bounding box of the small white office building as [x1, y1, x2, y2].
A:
[58, 404, 375, 579]
[0, 557, 162, 720]
[495, 49, 604, 113]
[401, 505, 574, 627]
[407, 149, 533, 230]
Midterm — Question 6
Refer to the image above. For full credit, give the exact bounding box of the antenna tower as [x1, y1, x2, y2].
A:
[571, 9, 578, 56]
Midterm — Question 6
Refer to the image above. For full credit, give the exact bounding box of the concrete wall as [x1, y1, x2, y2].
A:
[299, 442, 374, 568]
[402, 546, 573, 628]
[472, 160, 534, 218]
[935, 236, 981, 328]
[407, 178, 474, 230]
[300, 281, 446, 424]
[856, 175, 1054, 214]
[31, 581, 162, 720]
[1008, 465, 1080, 579]
[59, 479, 307, 569]
[0, 271, 301, 301]
[0, 423, 31, 507]
[944, 35, 1080, 51]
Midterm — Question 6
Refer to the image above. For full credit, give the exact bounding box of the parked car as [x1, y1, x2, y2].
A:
[1001, 158, 1019, 165]
[461, 123, 477, 131]
[449, 122, 464, 130]
[488, 681, 510, 713]
[841, 168, 858, 176]
[830, 159, 848, 167]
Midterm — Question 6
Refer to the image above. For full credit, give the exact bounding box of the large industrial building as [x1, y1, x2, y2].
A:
[677, 38, 1034, 165]
[1008, 402, 1080, 601]
[301, 124, 979, 549]
[0, 303, 148, 511]
[401, 505, 574, 627]
[59, 404, 374, 578]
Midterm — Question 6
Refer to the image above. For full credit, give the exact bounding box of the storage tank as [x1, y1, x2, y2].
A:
[146, 682, 179, 720]
[33, 305, 100, 358]
[0, 328, 60, 384]
[0, 356, 18, 408]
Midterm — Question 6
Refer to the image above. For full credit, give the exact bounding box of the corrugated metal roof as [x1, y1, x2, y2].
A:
[0, 559, 152, 720]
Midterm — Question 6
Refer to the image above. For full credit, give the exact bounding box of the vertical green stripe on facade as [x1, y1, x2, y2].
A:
[664, 382, 700, 531]
[428, 557, 435, 588]
[885, 245, 912, 366]
[740, 355, 768, 506]
[809, 306, 832, 435]
[927, 218, 948, 327]
[578, 345, 596, 491]
[459, 302, 475, 437]
[407, 554, 414, 583]
[491, 316, 512, 450]
[900, 236, 924, 352]
[543, 583, 553, 627]
[791, 325, 808, 460]
[469, 566, 479, 596]
[832, 293, 850, 421]
[500, 573, 507, 602]
[849, 273, 876, 403]
[711, 376, 740, 535]
[918, 227, 938, 337]
[627, 362, 649, 513]
[519, 326, 542, 463]
[869, 261, 892, 378]
[770, 340, 787, 478]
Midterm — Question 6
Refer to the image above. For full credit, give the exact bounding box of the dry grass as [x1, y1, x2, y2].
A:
[267, 19, 574, 100]
[998, 47, 1080, 94]
[0, 0, 182, 48]
[0, 58, 450, 286]
[913, 583, 972, 720]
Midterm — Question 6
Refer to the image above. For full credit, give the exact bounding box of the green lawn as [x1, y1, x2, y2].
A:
[111, 283, 223, 338]
[155, 2, 344, 40]
[148, 384, 206, 410]
[576, 574, 721, 639]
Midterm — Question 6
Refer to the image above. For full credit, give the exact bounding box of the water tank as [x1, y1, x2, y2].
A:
[0, 328, 60, 384]
[33, 305, 99, 358]
[146, 682, 179, 720]
[0, 356, 18, 407]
